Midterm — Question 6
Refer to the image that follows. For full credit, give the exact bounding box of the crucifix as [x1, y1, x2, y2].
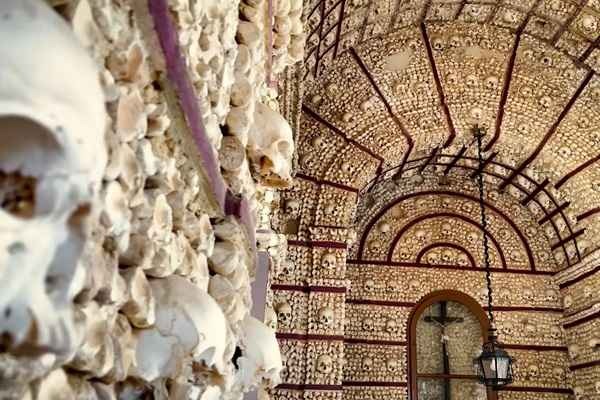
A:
[424, 302, 464, 400]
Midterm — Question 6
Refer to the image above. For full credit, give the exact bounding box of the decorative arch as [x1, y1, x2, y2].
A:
[416, 242, 477, 268]
[387, 212, 508, 268]
[358, 190, 535, 269]
[407, 290, 497, 400]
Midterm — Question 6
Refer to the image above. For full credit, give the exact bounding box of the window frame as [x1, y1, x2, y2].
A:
[407, 290, 497, 400]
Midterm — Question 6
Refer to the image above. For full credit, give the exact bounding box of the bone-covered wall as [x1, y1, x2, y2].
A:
[0, 0, 305, 398]
[271, 172, 583, 400]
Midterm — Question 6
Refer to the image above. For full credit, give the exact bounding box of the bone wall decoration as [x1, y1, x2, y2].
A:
[0, 0, 304, 398]
[3, 0, 600, 399]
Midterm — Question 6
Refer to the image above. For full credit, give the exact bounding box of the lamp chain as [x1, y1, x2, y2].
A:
[475, 129, 494, 326]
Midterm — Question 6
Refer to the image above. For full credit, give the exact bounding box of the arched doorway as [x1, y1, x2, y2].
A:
[408, 290, 497, 400]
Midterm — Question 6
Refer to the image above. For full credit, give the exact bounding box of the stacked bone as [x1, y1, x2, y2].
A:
[169, 0, 297, 209]
[271, 0, 306, 74]
[0, 0, 288, 399]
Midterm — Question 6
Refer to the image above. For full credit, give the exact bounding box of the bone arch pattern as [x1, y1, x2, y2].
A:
[271, 8, 600, 400]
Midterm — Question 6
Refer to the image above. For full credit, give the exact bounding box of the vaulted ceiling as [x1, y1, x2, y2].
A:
[294, 0, 600, 270]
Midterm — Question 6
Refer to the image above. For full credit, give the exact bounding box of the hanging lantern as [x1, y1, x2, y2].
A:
[474, 330, 514, 388]
[471, 126, 515, 389]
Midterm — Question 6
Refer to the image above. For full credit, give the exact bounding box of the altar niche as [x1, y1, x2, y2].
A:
[408, 291, 496, 400]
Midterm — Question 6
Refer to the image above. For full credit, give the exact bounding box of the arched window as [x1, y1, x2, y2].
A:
[408, 291, 496, 400]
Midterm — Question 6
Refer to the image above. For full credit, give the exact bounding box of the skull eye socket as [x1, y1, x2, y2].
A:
[0, 117, 64, 219]
[276, 140, 291, 155]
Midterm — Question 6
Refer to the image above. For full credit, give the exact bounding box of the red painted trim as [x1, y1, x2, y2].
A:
[416, 373, 477, 379]
[302, 105, 384, 166]
[386, 212, 508, 269]
[421, 23, 456, 148]
[295, 173, 360, 193]
[555, 153, 600, 189]
[569, 359, 600, 371]
[311, 286, 347, 293]
[276, 333, 345, 341]
[487, 32, 521, 152]
[520, 178, 550, 206]
[276, 384, 343, 391]
[271, 284, 346, 293]
[333, 0, 346, 58]
[563, 310, 600, 329]
[346, 299, 416, 307]
[499, 71, 594, 191]
[348, 47, 414, 180]
[344, 338, 408, 346]
[577, 206, 600, 221]
[407, 290, 495, 400]
[362, 153, 574, 266]
[416, 242, 477, 268]
[287, 240, 347, 249]
[497, 387, 573, 394]
[559, 265, 600, 288]
[346, 259, 555, 275]
[538, 202, 570, 224]
[488, 306, 564, 313]
[551, 229, 585, 251]
[357, 190, 535, 270]
[342, 381, 407, 387]
[501, 344, 568, 352]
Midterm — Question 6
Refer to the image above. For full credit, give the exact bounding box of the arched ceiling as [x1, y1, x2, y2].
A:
[294, 4, 600, 269]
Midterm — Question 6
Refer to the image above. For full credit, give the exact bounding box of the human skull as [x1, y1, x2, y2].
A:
[477, 287, 490, 303]
[552, 366, 565, 382]
[522, 288, 535, 304]
[284, 199, 301, 216]
[574, 386, 585, 400]
[368, 239, 381, 253]
[527, 364, 539, 379]
[0, 0, 107, 356]
[236, 316, 283, 389]
[364, 279, 376, 292]
[584, 286, 594, 298]
[569, 344, 580, 359]
[321, 251, 337, 270]
[378, 221, 391, 234]
[386, 358, 399, 372]
[500, 321, 514, 337]
[318, 306, 334, 327]
[133, 276, 228, 380]
[276, 301, 293, 325]
[409, 279, 420, 292]
[248, 102, 294, 187]
[595, 381, 600, 394]
[456, 253, 469, 267]
[362, 357, 374, 371]
[415, 229, 428, 244]
[385, 319, 398, 334]
[441, 249, 454, 264]
[362, 317, 375, 332]
[549, 325, 563, 340]
[316, 354, 333, 374]
[427, 251, 441, 264]
[523, 321, 537, 336]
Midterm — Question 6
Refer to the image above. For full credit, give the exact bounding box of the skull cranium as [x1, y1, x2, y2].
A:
[0, 0, 107, 355]
[248, 102, 294, 187]
[318, 306, 334, 327]
[276, 301, 293, 325]
[321, 251, 337, 270]
[316, 354, 333, 374]
[284, 199, 300, 216]
[385, 319, 398, 334]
